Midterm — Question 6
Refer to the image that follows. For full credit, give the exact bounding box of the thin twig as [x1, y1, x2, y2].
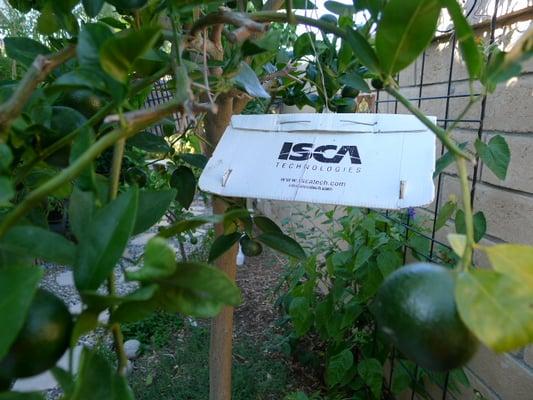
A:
[0, 45, 76, 141]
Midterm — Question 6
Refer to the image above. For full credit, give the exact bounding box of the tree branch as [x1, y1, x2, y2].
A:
[0, 45, 76, 141]
[191, 7, 268, 37]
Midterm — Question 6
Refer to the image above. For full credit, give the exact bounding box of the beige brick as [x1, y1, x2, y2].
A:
[466, 346, 533, 400]
[481, 133, 533, 194]
[484, 73, 533, 133]
[474, 183, 533, 243]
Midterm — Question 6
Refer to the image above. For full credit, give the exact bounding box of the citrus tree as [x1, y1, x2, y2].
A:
[0, 0, 532, 399]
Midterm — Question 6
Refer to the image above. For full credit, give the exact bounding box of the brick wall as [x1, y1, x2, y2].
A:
[256, 1, 533, 398]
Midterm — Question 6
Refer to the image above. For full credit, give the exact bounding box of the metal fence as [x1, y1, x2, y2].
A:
[373, 1, 503, 399]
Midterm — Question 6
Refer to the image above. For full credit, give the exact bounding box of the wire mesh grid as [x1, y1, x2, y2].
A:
[373, 1, 501, 398]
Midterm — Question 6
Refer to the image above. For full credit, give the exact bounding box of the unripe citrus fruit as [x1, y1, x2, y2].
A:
[373, 263, 478, 371]
[0, 288, 73, 379]
[240, 236, 263, 257]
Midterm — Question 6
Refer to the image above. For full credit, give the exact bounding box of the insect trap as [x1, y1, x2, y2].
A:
[199, 113, 436, 209]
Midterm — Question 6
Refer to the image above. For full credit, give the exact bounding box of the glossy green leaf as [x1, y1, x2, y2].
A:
[435, 199, 457, 231]
[289, 297, 312, 337]
[0, 265, 42, 359]
[70, 127, 96, 192]
[208, 232, 241, 263]
[475, 135, 510, 180]
[82, 0, 104, 17]
[127, 237, 176, 281]
[257, 232, 306, 260]
[326, 349, 353, 387]
[177, 153, 208, 169]
[254, 215, 282, 234]
[133, 189, 177, 235]
[107, 0, 148, 10]
[0, 177, 14, 204]
[71, 348, 133, 400]
[357, 358, 383, 399]
[0, 144, 13, 172]
[68, 188, 95, 241]
[157, 262, 241, 317]
[433, 141, 468, 178]
[233, 62, 270, 99]
[456, 269, 533, 352]
[483, 244, 533, 288]
[100, 27, 161, 82]
[4, 37, 51, 68]
[293, 32, 316, 59]
[0, 392, 45, 400]
[77, 23, 113, 67]
[325, 1, 355, 15]
[455, 209, 487, 243]
[75, 187, 138, 291]
[339, 71, 370, 92]
[0, 226, 76, 266]
[170, 166, 196, 210]
[440, 0, 483, 79]
[158, 214, 223, 238]
[344, 28, 380, 72]
[447, 233, 466, 257]
[51, 68, 108, 92]
[128, 131, 171, 153]
[376, 0, 441, 76]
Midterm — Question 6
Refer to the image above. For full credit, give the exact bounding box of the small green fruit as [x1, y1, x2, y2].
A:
[240, 236, 263, 257]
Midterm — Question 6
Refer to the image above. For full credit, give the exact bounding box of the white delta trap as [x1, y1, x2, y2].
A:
[199, 113, 436, 209]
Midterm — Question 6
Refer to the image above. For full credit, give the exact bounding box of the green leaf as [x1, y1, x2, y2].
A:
[325, 1, 355, 15]
[447, 233, 466, 257]
[75, 187, 138, 291]
[0, 144, 13, 172]
[52, 68, 108, 92]
[339, 71, 370, 92]
[127, 237, 176, 281]
[456, 269, 533, 352]
[376, 0, 441, 76]
[157, 262, 241, 317]
[68, 188, 95, 241]
[0, 393, 45, 400]
[82, 0, 104, 17]
[100, 27, 161, 82]
[157, 214, 223, 238]
[133, 189, 177, 235]
[433, 141, 468, 178]
[289, 297, 312, 336]
[233, 62, 270, 99]
[326, 349, 353, 387]
[253, 215, 282, 234]
[70, 127, 96, 192]
[293, 32, 316, 58]
[71, 348, 134, 400]
[70, 311, 99, 347]
[128, 131, 170, 153]
[0, 226, 76, 266]
[0, 177, 14, 205]
[51, 367, 74, 396]
[177, 153, 208, 169]
[483, 244, 533, 288]
[344, 28, 380, 72]
[0, 265, 42, 359]
[440, 0, 482, 79]
[475, 135, 510, 180]
[4, 37, 51, 68]
[435, 199, 457, 231]
[257, 232, 306, 260]
[82, 285, 158, 311]
[455, 209, 487, 243]
[107, 0, 148, 10]
[376, 249, 402, 278]
[357, 358, 383, 399]
[170, 166, 196, 210]
[77, 23, 113, 67]
[208, 232, 241, 263]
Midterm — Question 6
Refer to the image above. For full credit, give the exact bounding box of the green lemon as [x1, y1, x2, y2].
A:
[0, 288, 73, 379]
[341, 86, 360, 98]
[373, 262, 478, 371]
[240, 236, 263, 257]
[61, 89, 106, 118]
